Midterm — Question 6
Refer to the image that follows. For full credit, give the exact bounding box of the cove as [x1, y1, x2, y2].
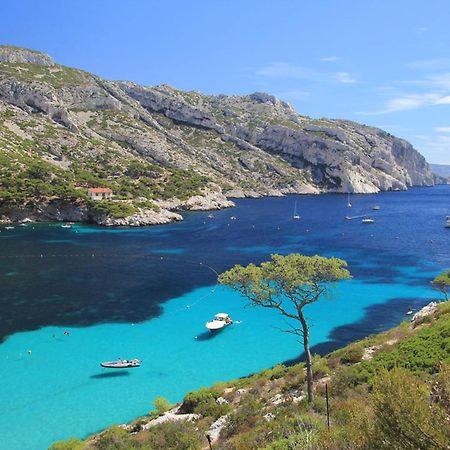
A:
[0, 186, 449, 449]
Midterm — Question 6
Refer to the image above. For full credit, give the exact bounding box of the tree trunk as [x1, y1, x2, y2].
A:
[299, 311, 314, 403]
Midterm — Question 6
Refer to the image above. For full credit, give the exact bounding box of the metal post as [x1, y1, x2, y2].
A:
[325, 383, 330, 429]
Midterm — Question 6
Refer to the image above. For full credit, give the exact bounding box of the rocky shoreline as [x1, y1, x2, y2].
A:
[0, 187, 235, 227]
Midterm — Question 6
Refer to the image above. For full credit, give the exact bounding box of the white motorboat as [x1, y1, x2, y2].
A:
[4, 226, 14, 230]
[446, 216, 450, 228]
[293, 200, 300, 220]
[347, 192, 352, 208]
[372, 205, 381, 210]
[206, 313, 232, 331]
[100, 359, 141, 369]
[230, 216, 237, 221]
[362, 218, 375, 224]
[61, 224, 72, 229]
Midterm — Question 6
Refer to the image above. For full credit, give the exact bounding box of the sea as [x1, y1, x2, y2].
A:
[0, 186, 449, 450]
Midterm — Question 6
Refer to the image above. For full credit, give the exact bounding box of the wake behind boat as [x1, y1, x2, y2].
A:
[206, 313, 232, 331]
[100, 359, 141, 369]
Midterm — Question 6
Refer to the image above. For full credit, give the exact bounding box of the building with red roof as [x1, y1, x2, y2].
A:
[87, 187, 113, 201]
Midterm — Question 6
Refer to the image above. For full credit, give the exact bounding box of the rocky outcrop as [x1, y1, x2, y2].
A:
[0, 46, 54, 66]
[411, 302, 438, 324]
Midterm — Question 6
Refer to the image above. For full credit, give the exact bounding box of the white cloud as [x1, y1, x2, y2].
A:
[435, 95, 450, 104]
[407, 58, 450, 71]
[256, 62, 317, 79]
[359, 93, 450, 115]
[435, 127, 450, 133]
[321, 56, 340, 62]
[333, 72, 356, 84]
[403, 73, 450, 90]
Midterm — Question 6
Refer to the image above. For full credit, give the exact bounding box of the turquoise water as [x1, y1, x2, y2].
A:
[0, 186, 449, 449]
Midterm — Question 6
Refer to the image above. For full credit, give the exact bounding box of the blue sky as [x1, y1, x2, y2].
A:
[1, 0, 449, 163]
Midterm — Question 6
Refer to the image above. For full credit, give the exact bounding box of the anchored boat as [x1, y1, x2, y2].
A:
[100, 359, 141, 369]
[206, 313, 232, 332]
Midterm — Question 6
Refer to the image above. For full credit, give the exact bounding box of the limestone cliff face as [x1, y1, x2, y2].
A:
[0, 46, 437, 225]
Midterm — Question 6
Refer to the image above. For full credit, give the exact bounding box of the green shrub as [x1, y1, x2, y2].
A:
[369, 368, 450, 449]
[312, 355, 329, 379]
[90, 201, 137, 219]
[141, 420, 202, 450]
[150, 396, 173, 418]
[181, 387, 221, 414]
[370, 312, 450, 375]
[93, 426, 130, 450]
[259, 364, 288, 381]
[340, 346, 364, 364]
[49, 439, 86, 450]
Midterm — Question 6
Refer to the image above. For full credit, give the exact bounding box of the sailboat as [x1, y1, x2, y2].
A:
[293, 200, 300, 219]
[347, 192, 352, 208]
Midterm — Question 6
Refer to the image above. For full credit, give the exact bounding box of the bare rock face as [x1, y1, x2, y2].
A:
[0, 46, 54, 66]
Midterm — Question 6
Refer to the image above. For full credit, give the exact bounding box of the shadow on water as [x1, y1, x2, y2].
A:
[90, 371, 131, 379]
[194, 331, 216, 341]
[0, 187, 448, 342]
[281, 296, 431, 367]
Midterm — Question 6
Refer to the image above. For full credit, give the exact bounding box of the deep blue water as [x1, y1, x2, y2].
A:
[0, 186, 449, 449]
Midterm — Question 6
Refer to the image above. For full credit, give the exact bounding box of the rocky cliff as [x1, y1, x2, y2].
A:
[0, 46, 436, 224]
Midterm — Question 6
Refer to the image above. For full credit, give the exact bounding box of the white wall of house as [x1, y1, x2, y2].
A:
[88, 191, 113, 201]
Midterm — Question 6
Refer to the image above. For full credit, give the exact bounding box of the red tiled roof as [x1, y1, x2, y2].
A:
[88, 188, 112, 193]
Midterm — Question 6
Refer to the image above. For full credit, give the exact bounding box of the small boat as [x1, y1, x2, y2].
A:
[293, 200, 300, 220]
[4, 226, 14, 230]
[206, 313, 233, 332]
[61, 224, 72, 229]
[207, 214, 214, 219]
[230, 216, 237, 221]
[372, 205, 381, 210]
[347, 192, 352, 208]
[100, 359, 141, 369]
[362, 218, 375, 224]
[445, 216, 450, 228]
[345, 215, 352, 220]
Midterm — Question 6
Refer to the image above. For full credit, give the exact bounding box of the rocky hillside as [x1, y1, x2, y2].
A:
[0, 46, 436, 225]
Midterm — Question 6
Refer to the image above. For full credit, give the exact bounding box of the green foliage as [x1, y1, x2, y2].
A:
[370, 368, 450, 449]
[141, 420, 202, 450]
[181, 387, 221, 414]
[369, 310, 450, 375]
[312, 355, 330, 379]
[339, 345, 364, 364]
[150, 396, 173, 418]
[90, 201, 137, 219]
[49, 439, 86, 450]
[432, 269, 450, 301]
[259, 364, 288, 381]
[92, 426, 129, 450]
